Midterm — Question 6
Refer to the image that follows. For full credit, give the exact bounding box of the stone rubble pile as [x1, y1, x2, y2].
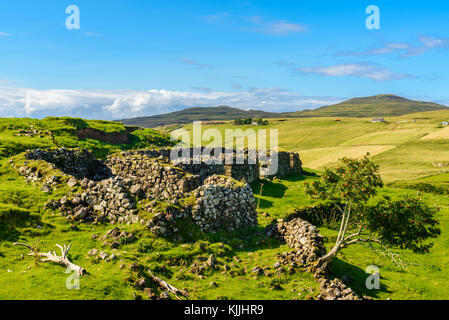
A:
[100, 227, 137, 248]
[46, 176, 141, 224]
[316, 276, 360, 300]
[15, 126, 47, 138]
[145, 204, 189, 237]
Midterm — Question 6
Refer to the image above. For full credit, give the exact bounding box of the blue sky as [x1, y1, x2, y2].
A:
[0, 0, 448, 119]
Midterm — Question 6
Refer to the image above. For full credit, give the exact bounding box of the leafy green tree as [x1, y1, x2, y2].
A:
[305, 154, 440, 274]
[366, 195, 440, 254]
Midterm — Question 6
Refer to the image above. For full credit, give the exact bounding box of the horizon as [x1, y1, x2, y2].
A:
[1, 1, 449, 120]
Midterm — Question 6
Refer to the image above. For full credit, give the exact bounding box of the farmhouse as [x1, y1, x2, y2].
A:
[372, 118, 385, 123]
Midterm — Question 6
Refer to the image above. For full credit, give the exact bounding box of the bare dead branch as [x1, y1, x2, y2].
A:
[341, 236, 406, 269]
[13, 242, 86, 276]
[148, 270, 189, 299]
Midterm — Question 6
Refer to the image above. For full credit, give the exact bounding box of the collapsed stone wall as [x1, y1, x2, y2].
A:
[266, 217, 360, 300]
[106, 155, 202, 200]
[45, 176, 141, 225]
[267, 218, 326, 265]
[145, 204, 189, 237]
[25, 148, 112, 180]
[191, 175, 258, 233]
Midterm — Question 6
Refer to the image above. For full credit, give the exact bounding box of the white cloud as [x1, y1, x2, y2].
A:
[244, 16, 306, 35]
[0, 32, 11, 37]
[179, 58, 213, 69]
[299, 62, 414, 81]
[84, 32, 101, 37]
[336, 35, 449, 58]
[202, 12, 230, 23]
[0, 86, 344, 120]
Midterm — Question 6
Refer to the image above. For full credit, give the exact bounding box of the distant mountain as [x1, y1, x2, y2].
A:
[118, 95, 449, 127]
[290, 94, 449, 118]
[118, 106, 289, 128]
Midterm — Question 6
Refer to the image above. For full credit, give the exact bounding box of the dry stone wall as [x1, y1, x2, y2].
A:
[25, 148, 112, 180]
[260, 151, 302, 179]
[191, 175, 258, 233]
[106, 155, 201, 200]
[266, 217, 360, 300]
[267, 218, 326, 265]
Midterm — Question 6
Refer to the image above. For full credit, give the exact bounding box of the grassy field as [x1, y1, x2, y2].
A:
[177, 110, 449, 183]
[1, 112, 449, 300]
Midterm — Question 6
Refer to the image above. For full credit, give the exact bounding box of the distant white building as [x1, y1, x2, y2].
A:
[442, 121, 449, 126]
[372, 118, 385, 123]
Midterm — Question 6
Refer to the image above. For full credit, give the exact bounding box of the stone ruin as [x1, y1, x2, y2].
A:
[13, 147, 361, 299]
[12, 147, 301, 236]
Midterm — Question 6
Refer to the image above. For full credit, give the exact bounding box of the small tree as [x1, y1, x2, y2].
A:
[305, 154, 440, 274]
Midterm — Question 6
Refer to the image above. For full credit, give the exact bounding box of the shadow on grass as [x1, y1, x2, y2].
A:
[256, 198, 274, 210]
[0, 210, 53, 242]
[330, 258, 392, 299]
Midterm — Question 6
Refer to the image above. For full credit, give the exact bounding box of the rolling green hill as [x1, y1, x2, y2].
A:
[119, 95, 448, 128]
[118, 106, 288, 128]
[292, 94, 448, 118]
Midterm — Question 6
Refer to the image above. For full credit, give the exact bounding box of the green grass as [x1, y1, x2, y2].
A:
[251, 171, 449, 300]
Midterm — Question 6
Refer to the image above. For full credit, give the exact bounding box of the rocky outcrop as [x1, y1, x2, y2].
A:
[191, 175, 258, 233]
